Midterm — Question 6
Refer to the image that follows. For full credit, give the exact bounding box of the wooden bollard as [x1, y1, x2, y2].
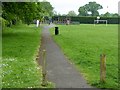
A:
[36, 54, 39, 60]
[100, 54, 106, 83]
[41, 49, 47, 86]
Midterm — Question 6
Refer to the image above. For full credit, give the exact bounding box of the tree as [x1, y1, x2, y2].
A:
[67, 10, 77, 16]
[101, 12, 119, 17]
[78, 2, 103, 16]
[103, 12, 112, 17]
[37, 1, 54, 17]
[57, 13, 61, 16]
[22, 2, 38, 25]
[53, 10, 57, 16]
[62, 14, 67, 16]
[2, 1, 54, 26]
[2, 2, 38, 25]
[85, 2, 103, 16]
[112, 13, 119, 17]
[78, 6, 88, 16]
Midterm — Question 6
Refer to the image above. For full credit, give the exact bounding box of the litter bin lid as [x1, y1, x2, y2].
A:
[55, 27, 58, 29]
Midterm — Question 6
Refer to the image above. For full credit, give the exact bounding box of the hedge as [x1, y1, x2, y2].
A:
[52, 16, 119, 24]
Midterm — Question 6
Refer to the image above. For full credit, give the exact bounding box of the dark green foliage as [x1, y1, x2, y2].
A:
[78, 6, 88, 16]
[2, 2, 53, 27]
[101, 12, 119, 17]
[0, 17, 9, 29]
[67, 11, 77, 16]
[78, 2, 103, 16]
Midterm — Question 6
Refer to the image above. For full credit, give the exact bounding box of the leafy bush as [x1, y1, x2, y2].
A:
[0, 17, 9, 30]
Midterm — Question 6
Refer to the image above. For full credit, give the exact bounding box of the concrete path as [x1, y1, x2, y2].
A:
[39, 24, 92, 88]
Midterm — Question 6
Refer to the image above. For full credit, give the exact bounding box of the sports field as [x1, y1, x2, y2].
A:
[50, 24, 118, 89]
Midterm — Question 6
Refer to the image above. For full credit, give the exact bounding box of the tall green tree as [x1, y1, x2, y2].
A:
[37, 2, 53, 17]
[85, 2, 103, 16]
[78, 6, 88, 16]
[78, 2, 103, 16]
[2, 1, 54, 26]
[2, 2, 37, 25]
[67, 10, 77, 16]
[36, 1, 53, 21]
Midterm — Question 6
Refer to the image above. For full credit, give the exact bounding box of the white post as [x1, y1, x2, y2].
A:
[106, 20, 107, 26]
[97, 19, 99, 24]
[36, 20, 39, 27]
[94, 20, 95, 26]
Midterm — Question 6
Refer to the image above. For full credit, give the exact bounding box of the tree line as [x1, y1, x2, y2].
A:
[1, 1, 53, 27]
[55, 2, 119, 17]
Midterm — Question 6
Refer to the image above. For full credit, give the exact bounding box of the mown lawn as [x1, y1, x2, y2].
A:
[50, 24, 118, 89]
[2, 24, 53, 88]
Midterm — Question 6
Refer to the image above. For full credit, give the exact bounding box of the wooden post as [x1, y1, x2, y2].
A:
[41, 49, 47, 86]
[100, 54, 106, 83]
[36, 55, 39, 60]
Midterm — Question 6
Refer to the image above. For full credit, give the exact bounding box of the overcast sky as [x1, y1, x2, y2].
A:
[41, 0, 120, 15]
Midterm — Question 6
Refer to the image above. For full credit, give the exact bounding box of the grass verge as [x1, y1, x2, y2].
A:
[2, 24, 53, 88]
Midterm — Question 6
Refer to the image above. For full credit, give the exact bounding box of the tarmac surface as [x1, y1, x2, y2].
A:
[38, 24, 92, 88]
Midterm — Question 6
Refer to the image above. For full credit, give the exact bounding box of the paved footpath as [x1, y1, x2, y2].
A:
[39, 24, 92, 88]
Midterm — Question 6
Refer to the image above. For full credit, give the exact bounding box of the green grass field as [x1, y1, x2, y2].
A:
[50, 24, 118, 89]
[2, 24, 53, 88]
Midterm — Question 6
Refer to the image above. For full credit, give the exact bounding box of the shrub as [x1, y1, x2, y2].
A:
[0, 17, 9, 30]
